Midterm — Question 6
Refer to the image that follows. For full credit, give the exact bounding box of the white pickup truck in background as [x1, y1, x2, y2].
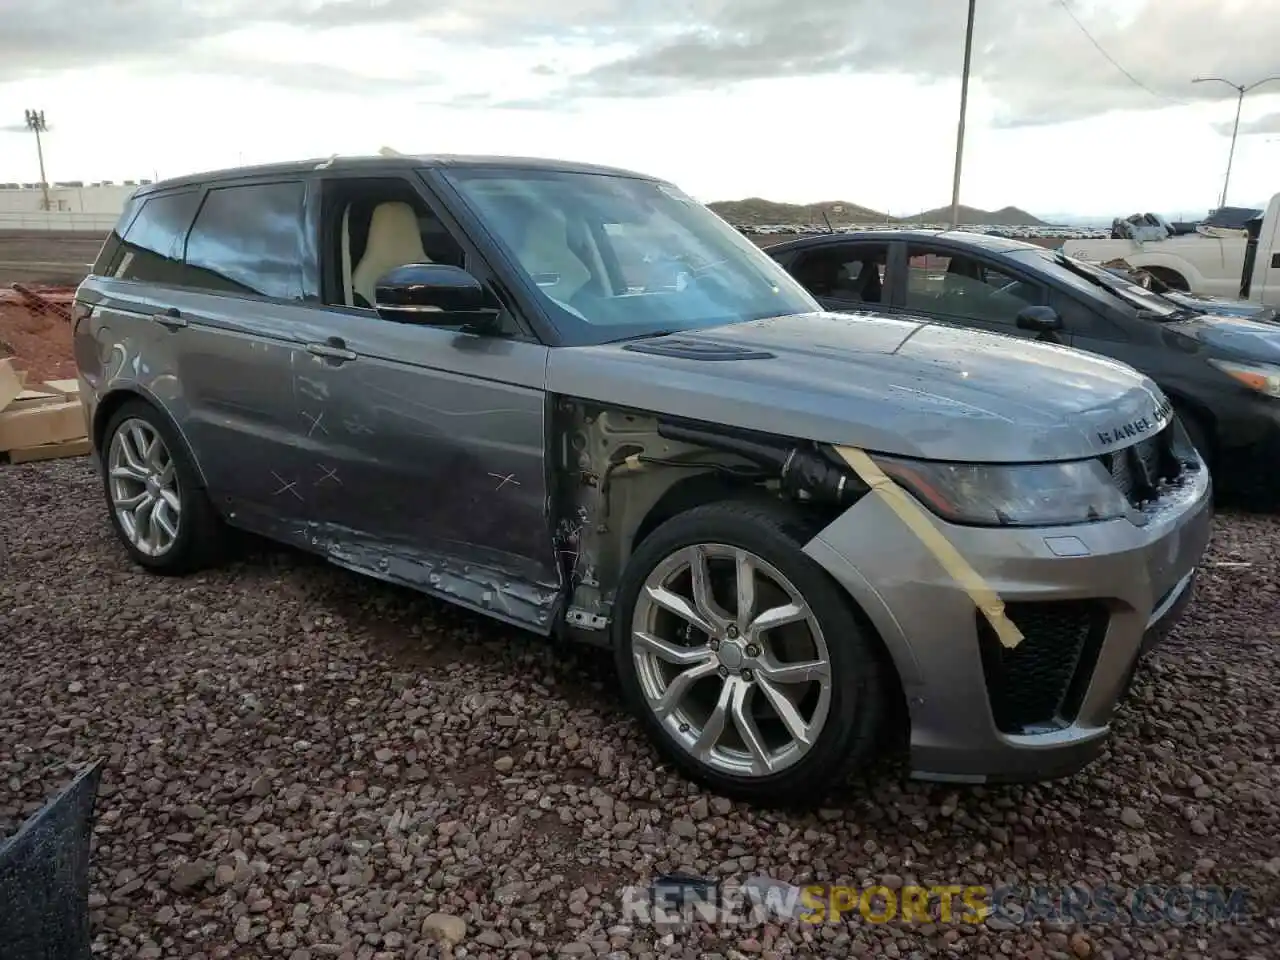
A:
[1062, 193, 1280, 308]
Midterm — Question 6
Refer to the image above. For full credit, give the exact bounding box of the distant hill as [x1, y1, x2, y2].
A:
[901, 204, 1048, 226]
[707, 197, 891, 226]
[709, 197, 1048, 227]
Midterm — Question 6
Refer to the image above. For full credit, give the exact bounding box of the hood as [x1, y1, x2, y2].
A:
[1164, 289, 1276, 320]
[547, 311, 1172, 463]
[1166, 311, 1280, 362]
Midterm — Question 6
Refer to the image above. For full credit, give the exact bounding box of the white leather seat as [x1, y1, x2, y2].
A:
[513, 208, 593, 302]
[351, 202, 430, 307]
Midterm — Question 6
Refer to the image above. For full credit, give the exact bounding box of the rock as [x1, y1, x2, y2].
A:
[475, 930, 505, 948]
[1119, 807, 1144, 829]
[494, 756, 515, 773]
[170, 859, 214, 892]
[421, 913, 467, 945]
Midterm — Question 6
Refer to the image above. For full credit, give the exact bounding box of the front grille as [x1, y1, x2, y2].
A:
[1102, 422, 1195, 508]
[977, 601, 1109, 734]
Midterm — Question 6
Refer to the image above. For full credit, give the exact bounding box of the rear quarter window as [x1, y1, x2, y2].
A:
[183, 181, 306, 300]
[103, 191, 202, 285]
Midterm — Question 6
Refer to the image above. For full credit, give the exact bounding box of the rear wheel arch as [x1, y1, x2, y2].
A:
[1141, 265, 1191, 292]
[93, 389, 210, 488]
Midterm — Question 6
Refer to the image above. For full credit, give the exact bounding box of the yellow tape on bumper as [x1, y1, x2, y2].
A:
[834, 446, 1024, 650]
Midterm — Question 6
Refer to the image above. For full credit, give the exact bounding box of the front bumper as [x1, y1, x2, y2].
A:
[803, 461, 1213, 784]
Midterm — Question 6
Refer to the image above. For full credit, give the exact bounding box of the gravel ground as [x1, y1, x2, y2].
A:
[2, 458, 1278, 960]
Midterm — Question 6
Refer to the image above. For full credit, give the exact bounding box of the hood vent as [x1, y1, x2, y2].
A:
[621, 337, 775, 362]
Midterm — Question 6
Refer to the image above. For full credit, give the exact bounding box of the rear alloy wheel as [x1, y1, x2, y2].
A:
[108, 418, 182, 559]
[101, 399, 227, 574]
[614, 500, 886, 805]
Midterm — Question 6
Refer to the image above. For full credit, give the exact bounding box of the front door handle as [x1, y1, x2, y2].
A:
[306, 339, 357, 363]
[152, 307, 187, 330]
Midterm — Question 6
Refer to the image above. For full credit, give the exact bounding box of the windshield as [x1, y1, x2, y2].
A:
[441, 167, 820, 344]
[1007, 248, 1181, 318]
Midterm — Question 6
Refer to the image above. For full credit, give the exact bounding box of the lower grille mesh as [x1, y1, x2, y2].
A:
[978, 601, 1108, 733]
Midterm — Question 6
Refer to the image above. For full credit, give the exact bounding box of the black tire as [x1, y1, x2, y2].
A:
[100, 399, 227, 575]
[612, 498, 888, 806]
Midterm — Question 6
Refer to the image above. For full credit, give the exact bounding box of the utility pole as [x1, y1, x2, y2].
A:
[949, 0, 977, 230]
[1193, 75, 1280, 209]
[24, 109, 50, 211]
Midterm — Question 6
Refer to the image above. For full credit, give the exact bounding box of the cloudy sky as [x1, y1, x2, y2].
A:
[0, 0, 1276, 217]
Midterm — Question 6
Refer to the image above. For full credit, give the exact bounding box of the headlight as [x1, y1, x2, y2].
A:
[1209, 359, 1280, 398]
[871, 455, 1131, 527]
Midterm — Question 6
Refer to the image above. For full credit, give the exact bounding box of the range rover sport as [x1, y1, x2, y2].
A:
[73, 155, 1212, 803]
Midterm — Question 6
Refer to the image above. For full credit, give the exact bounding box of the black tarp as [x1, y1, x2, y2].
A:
[0, 761, 103, 960]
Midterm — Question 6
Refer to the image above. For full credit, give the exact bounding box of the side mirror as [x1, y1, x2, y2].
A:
[1015, 305, 1064, 339]
[374, 263, 502, 330]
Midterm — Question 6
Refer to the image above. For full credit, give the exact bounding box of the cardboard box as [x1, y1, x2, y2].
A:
[0, 358, 22, 413]
[42, 379, 81, 400]
[7, 438, 92, 463]
[10, 389, 63, 411]
[0, 400, 88, 452]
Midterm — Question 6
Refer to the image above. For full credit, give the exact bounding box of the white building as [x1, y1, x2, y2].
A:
[0, 182, 147, 231]
[0, 182, 143, 214]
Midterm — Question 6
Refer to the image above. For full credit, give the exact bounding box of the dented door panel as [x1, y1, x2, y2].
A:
[283, 307, 562, 630]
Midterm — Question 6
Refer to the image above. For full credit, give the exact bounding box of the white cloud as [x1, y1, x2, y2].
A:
[1, 0, 1278, 215]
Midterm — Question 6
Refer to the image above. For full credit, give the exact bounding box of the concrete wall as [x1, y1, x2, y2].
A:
[0, 184, 137, 216]
[0, 211, 120, 232]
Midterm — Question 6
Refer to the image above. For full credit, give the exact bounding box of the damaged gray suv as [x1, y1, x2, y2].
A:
[74, 155, 1212, 804]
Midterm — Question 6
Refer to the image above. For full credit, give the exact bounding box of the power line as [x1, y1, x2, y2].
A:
[1055, 0, 1186, 106]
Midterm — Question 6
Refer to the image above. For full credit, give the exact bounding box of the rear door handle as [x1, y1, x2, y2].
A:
[152, 307, 187, 330]
[306, 340, 357, 363]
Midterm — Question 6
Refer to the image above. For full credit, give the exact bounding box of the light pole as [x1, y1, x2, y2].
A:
[23, 109, 50, 211]
[1193, 75, 1280, 210]
[949, 0, 977, 229]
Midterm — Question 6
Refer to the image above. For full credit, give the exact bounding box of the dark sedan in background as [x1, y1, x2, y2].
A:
[768, 230, 1280, 494]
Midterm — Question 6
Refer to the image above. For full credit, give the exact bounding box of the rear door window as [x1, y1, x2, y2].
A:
[107, 191, 202, 285]
[184, 181, 307, 300]
[789, 243, 888, 305]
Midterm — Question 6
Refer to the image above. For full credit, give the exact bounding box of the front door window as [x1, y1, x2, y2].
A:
[905, 247, 1042, 326]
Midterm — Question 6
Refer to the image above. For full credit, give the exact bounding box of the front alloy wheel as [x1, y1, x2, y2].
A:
[614, 500, 887, 805]
[632, 544, 833, 777]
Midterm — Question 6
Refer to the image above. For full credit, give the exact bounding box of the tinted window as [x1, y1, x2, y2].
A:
[109, 191, 201, 285]
[184, 181, 306, 299]
[905, 246, 1042, 324]
[790, 244, 888, 305]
